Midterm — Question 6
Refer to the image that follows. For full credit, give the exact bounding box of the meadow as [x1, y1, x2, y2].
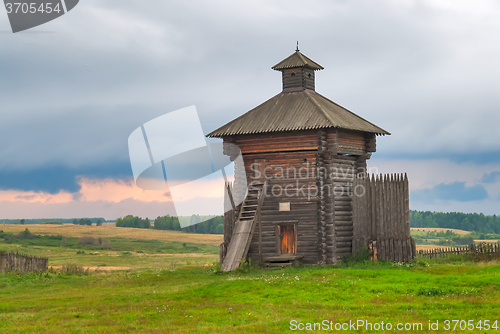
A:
[1, 225, 500, 333]
[0, 224, 220, 270]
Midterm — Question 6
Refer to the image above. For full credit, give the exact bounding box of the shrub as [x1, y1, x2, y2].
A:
[342, 246, 370, 265]
[60, 263, 89, 275]
[18, 229, 35, 239]
[78, 218, 92, 226]
[78, 236, 96, 245]
[78, 236, 107, 247]
[41, 220, 63, 225]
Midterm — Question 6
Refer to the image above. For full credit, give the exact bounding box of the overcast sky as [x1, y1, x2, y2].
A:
[1, 0, 500, 220]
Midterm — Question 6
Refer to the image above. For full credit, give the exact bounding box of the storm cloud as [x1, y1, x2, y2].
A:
[1, 0, 500, 217]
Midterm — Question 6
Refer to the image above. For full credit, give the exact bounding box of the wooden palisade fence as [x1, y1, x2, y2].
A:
[352, 173, 416, 262]
[418, 243, 500, 259]
[0, 251, 48, 272]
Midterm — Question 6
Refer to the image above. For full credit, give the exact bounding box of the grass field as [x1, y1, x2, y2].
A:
[1, 225, 500, 333]
[0, 225, 220, 270]
[410, 227, 471, 235]
[0, 224, 223, 245]
[1, 259, 500, 333]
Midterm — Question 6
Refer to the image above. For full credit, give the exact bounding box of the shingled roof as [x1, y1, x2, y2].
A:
[207, 90, 390, 137]
[272, 50, 324, 71]
[207, 50, 390, 138]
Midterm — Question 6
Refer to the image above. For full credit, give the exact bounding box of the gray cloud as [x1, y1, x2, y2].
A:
[482, 171, 500, 184]
[1, 0, 500, 220]
[1, 1, 500, 171]
[411, 182, 489, 203]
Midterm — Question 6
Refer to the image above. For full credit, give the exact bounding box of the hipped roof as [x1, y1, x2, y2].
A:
[207, 89, 390, 137]
[271, 50, 324, 71]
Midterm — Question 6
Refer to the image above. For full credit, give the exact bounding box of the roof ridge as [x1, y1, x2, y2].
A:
[296, 52, 308, 65]
[303, 90, 337, 127]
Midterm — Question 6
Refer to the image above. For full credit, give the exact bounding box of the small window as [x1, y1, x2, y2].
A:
[291, 72, 295, 77]
[308, 73, 312, 78]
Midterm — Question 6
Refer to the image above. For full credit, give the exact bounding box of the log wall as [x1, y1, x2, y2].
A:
[244, 150, 319, 264]
[337, 130, 365, 156]
[281, 68, 315, 91]
[221, 129, 393, 266]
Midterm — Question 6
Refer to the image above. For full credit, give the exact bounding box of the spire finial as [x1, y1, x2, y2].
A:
[296, 41, 299, 52]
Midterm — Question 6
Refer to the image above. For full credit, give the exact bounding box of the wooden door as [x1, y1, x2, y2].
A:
[279, 225, 296, 254]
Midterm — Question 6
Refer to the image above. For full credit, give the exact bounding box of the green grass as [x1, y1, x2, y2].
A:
[1, 259, 500, 333]
[0, 232, 218, 269]
[2, 231, 500, 332]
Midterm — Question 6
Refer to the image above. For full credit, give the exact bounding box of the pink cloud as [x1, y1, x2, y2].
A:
[0, 176, 228, 220]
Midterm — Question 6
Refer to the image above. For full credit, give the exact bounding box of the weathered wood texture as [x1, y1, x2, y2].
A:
[221, 183, 266, 271]
[352, 173, 415, 262]
[418, 243, 500, 259]
[220, 129, 414, 267]
[233, 131, 319, 154]
[244, 150, 319, 264]
[281, 68, 315, 91]
[317, 129, 357, 263]
[220, 182, 237, 264]
[0, 252, 48, 272]
[337, 130, 365, 156]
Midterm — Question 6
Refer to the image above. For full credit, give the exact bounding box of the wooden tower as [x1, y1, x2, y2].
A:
[208, 49, 413, 269]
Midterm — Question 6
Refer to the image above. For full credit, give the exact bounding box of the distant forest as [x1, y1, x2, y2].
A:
[410, 210, 500, 234]
[115, 214, 224, 235]
[3, 210, 499, 235]
[0, 218, 107, 225]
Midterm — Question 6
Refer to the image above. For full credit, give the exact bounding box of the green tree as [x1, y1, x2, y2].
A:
[115, 215, 150, 229]
[215, 224, 224, 234]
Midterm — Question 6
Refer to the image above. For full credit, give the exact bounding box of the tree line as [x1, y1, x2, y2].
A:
[410, 210, 500, 233]
[114, 215, 224, 234]
[72, 218, 104, 226]
[116, 210, 500, 235]
[0, 218, 107, 225]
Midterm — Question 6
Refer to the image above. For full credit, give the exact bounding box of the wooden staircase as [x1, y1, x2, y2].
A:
[221, 181, 266, 272]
